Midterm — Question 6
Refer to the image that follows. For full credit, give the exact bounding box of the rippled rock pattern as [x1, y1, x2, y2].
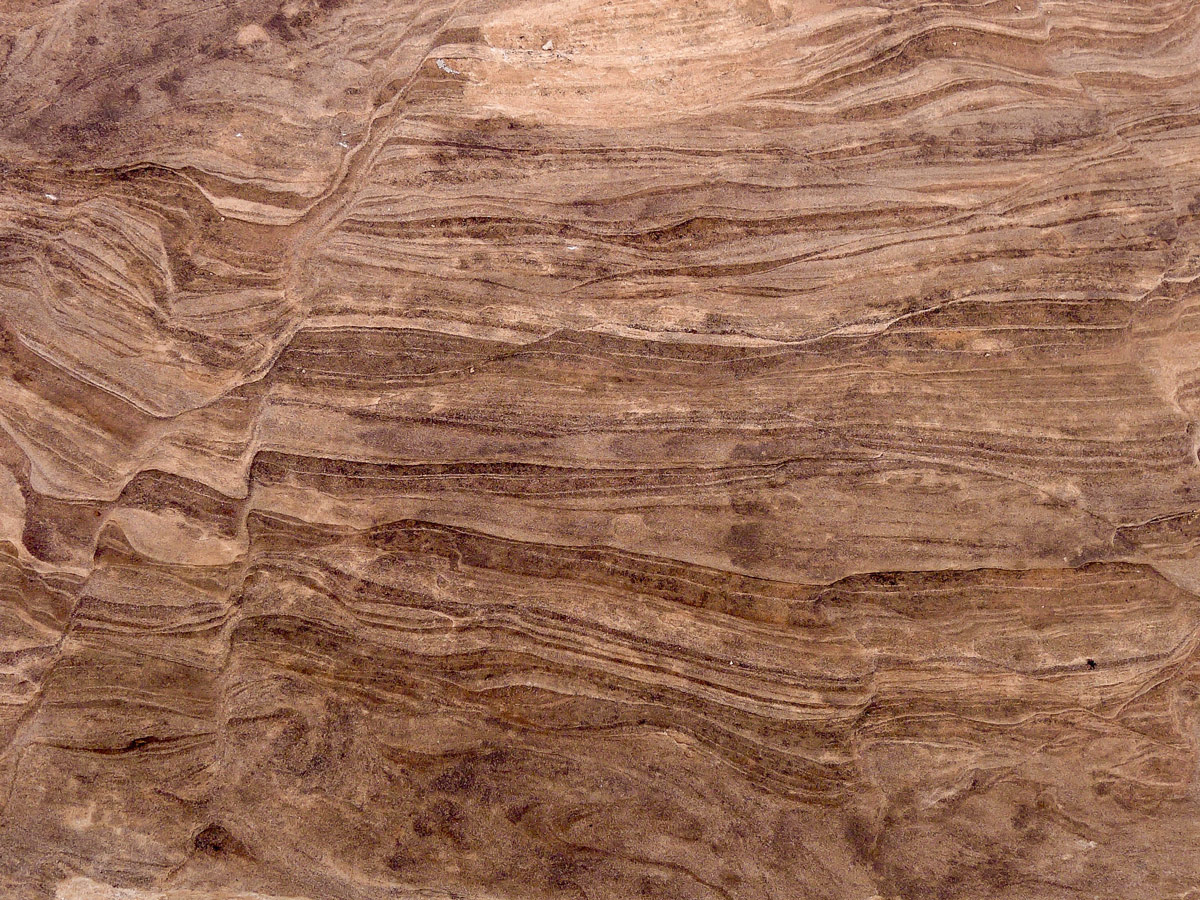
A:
[2, 1, 1200, 898]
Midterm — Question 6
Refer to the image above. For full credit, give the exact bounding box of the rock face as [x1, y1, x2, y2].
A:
[1, 1, 1199, 898]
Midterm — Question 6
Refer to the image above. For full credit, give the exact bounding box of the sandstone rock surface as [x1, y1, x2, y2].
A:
[1, 1, 1199, 897]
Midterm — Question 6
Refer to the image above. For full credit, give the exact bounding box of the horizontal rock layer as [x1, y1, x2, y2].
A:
[1, 0, 1199, 898]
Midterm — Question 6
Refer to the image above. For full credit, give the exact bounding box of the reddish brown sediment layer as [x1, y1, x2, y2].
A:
[1, 1, 1199, 898]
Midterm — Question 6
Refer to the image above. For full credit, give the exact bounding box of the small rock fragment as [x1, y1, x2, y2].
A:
[235, 23, 270, 47]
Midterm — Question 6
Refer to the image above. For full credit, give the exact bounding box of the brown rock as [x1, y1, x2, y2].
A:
[0, 0, 1198, 897]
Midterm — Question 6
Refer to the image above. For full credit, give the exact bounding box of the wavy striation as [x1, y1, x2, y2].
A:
[1, 0, 1199, 898]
